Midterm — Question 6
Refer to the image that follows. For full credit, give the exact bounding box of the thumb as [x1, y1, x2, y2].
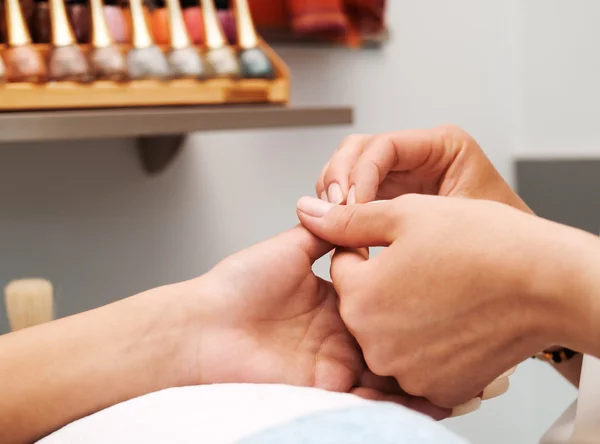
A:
[296, 196, 399, 248]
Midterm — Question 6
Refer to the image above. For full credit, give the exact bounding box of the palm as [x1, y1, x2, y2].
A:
[193, 226, 449, 419]
[198, 226, 362, 392]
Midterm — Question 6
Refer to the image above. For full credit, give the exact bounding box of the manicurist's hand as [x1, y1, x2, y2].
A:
[317, 125, 530, 213]
[297, 194, 600, 408]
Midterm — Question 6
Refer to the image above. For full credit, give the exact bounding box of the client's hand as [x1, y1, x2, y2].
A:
[297, 195, 597, 408]
[186, 226, 449, 418]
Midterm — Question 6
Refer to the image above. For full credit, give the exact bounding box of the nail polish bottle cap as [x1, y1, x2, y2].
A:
[181, 0, 197, 9]
[213, 0, 228, 9]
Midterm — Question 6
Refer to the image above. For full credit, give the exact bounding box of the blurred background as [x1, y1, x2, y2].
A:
[2, 0, 598, 442]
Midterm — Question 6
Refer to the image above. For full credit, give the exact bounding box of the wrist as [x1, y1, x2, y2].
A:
[527, 223, 600, 356]
[139, 279, 215, 388]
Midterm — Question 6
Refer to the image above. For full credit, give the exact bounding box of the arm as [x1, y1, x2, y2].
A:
[0, 283, 199, 444]
[1, 225, 441, 444]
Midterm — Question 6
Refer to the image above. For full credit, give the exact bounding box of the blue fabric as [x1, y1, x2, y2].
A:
[238, 404, 468, 444]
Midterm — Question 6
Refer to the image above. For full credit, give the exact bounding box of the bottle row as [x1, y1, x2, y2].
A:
[0, 0, 274, 83]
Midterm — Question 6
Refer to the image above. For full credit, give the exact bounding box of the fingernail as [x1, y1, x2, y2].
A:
[327, 183, 344, 204]
[297, 196, 335, 217]
[320, 191, 328, 202]
[347, 185, 356, 205]
[499, 367, 517, 379]
[482, 377, 510, 400]
[451, 398, 482, 417]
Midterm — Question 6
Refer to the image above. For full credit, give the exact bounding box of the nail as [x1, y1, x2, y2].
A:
[327, 183, 344, 204]
[482, 377, 510, 400]
[347, 185, 356, 205]
[297, 196, 335, 217]
[320, 191, 328, 201]
[451, 398, 482, 417]
[499, 367, 517, 379]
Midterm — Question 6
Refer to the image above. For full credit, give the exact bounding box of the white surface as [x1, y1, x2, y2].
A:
[39, 385, 370, 444]
[0, 1, 587, 443]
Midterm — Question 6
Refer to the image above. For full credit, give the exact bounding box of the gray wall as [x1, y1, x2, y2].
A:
[517, 160, 600, 234]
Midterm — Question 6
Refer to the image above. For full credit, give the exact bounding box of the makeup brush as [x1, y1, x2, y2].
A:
[3, 0, 48, 82]
[165, 0, 206, 78]
[233, 0, 273, 79]
[126, 0, 170, 79]
[4, 279, 54, 332]
[201, 0, 239, 78]
[48, 0, 92, 81]
[89, 0, 127, 80]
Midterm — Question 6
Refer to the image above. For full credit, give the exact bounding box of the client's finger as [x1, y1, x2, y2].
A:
[330, 247, 370, 294]
[284, 225, 334, 263]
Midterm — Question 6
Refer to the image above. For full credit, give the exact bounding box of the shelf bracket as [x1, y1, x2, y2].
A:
[136, 135, 185, 175]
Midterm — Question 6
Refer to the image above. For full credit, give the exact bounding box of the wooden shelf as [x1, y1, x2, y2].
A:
[0, 105, 354, 174]
[262, 28, 390, 49]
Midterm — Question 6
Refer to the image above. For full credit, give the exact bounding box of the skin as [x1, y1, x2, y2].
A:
[0, 226, 448, 444]
[296, 194, 600, 408]
[315, 124, 583, 386]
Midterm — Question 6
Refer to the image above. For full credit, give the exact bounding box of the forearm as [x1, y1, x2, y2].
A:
[0, 283, 195, 444]
[512, 197, 586, 386]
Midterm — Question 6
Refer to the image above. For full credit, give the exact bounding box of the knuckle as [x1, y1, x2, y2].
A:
[399, 372, 431, 398]
[339, 133, 371, 151]
[392, 193, 422, 214]
[337, 206, 359, 235]
[435, 124, 467, 137]
[362, 349, 392, 377]
[435, 124, 478, 153]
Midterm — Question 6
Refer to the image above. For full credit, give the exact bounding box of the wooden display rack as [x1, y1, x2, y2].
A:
[0, 40, 289, 110]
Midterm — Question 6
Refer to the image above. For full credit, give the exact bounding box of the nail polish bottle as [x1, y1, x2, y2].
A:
[4, 0, 47, 82]
[21, 0, 35, 32]
[0, 2, 7, 43]
[66, 0, 90, 42]
[126, 0, 170, 79]
[215, 0, 235, 44]
[233, 0, 273, 78]
[89, 0, 127, 79]
[181, 0, 203, 45]
[103, 0, 127, 42]
[48, 0, 92, 81]
[165, 0, 206, 77]
[150, 0, 168, 44]
[119, 0, 132, 42]
[201, 0, 239, 78]
[32, 0, 51, 43]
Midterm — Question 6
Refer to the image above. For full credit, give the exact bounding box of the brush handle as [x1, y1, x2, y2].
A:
[4, 279, 54, 332]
